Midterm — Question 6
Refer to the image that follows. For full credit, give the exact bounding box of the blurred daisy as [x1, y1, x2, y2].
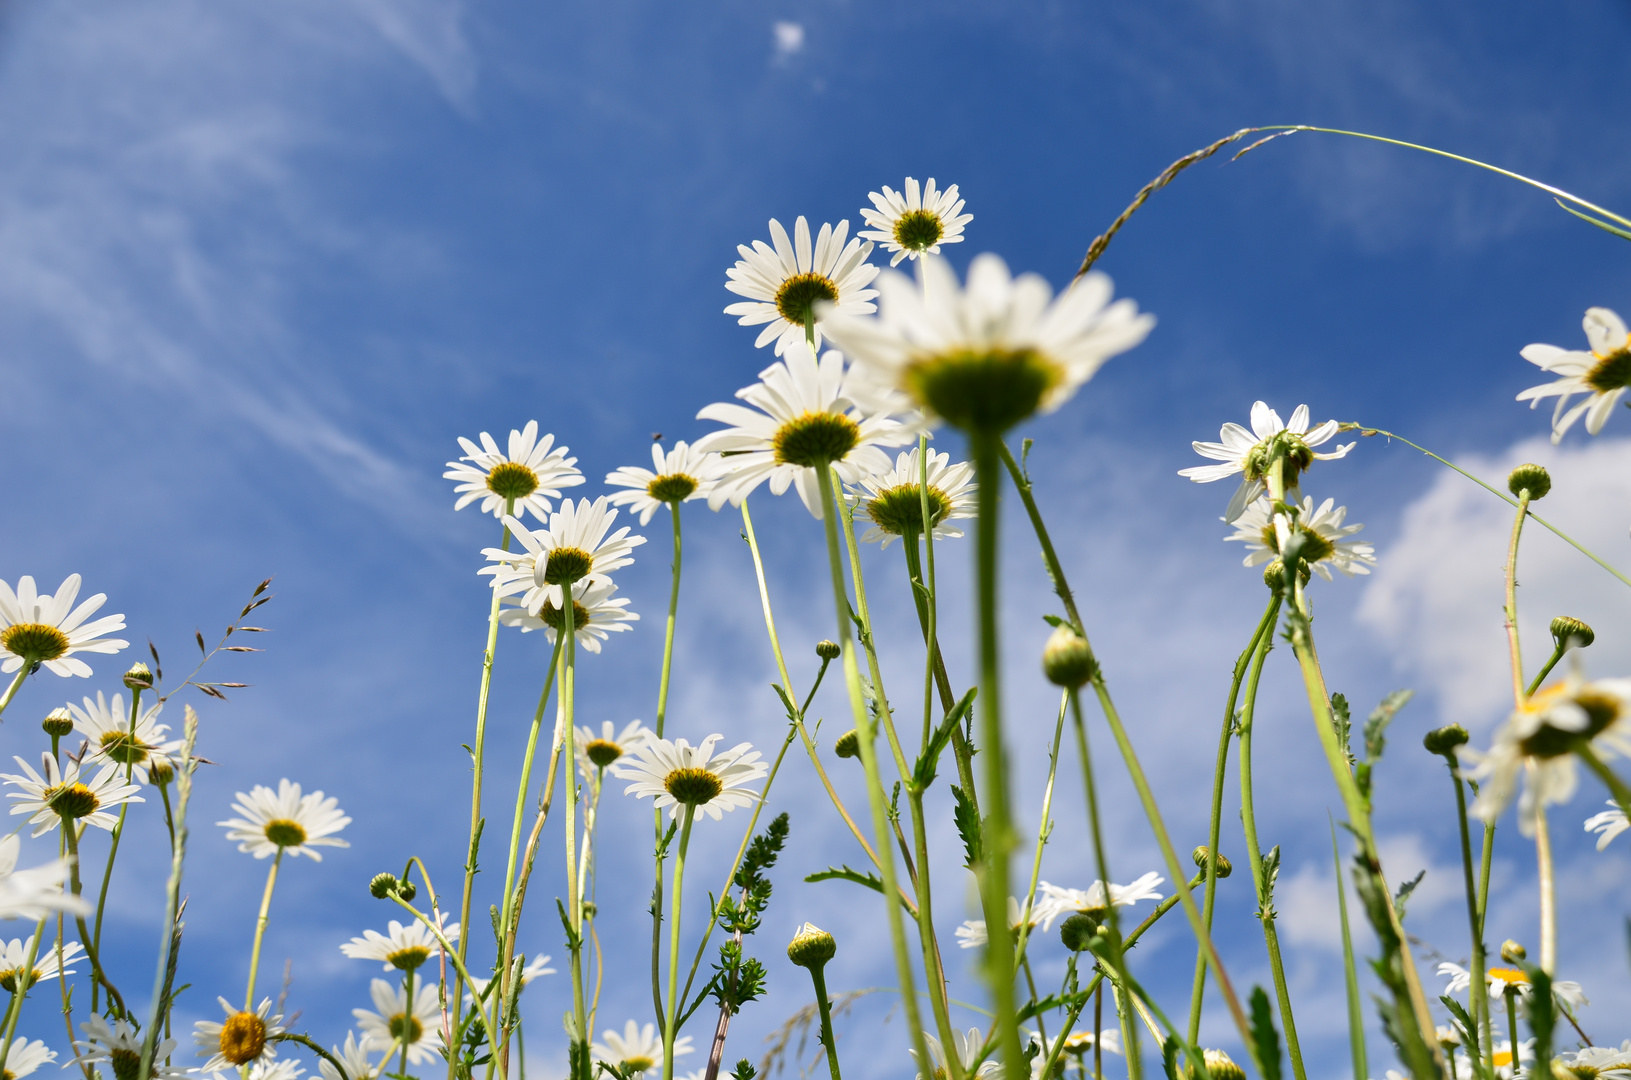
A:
[3, 753, 143, 837]
[467, 953, 556, 1003]
[1517, 307, 1631, 443]
[1034, 871, 1165, 930]
[1489, 1039, 1534, 1080]
[355, 978, 443, 1067]
[577, 720, 652, 780]
[483, 497, 646, 611]
[194, 997, 284, 1072]
[1586, 800, 1629, 850]
[1226, 495, 1376, 581]
[1557, 1041, 1631, 1080]
[1179, 401, 1354, 523]
[612, 734, 768, 821]
[695, 343, 917, 519]
[0, 934, 84, 991]
[498, 577, 638, 654]
[79, 1015, 184, 1080]
[605, 441, 725, 525]
[592, 1019, 692, 1077]
[1061, 1029, 1121, 1056]
[0, 1037, 55, 1079]
[0, 834, 88, 919]
[445, 421, 584, 523]
[341, 916, 458, 972]
[318, 1032, 377, 1080]
[910, 1028, 1000, 1080]
[219, 779, 351, 860]
[821, 253, 1153, 434]
[954, 896, 1037, 948]
[847, 447, 976, 548]
[69, 690, 181, 783]
[724, 216, 879, 355]
[224, 1063, 305, 1080]
[0, 574, 127, 679]
[859, 177, 972, 267]
[1437, 961, 1588, 1011]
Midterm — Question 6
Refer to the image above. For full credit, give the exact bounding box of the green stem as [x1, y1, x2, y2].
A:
[1526, 646, 1567, 697]
[89, 686, 144, 1013]
[1575, 742, 1631, 823]
[661, 807, 696, 1080]
[1332, 820, 1367, 1080]
[1534, 804, 1556, 975]
[400, 968, 415, 1077]
[61, 825, 124, 1018]
[389, 896, 504, 1078]
[245, 850, 283, 1009]
[0, 920, 45, 1074]
[836, 473, 914, 781]
[1446, 765, 1489, 1075]
[1504, 994, 1519, 1065]
[1012, 690, 1068, 971]
[0, 666, 29, 721]
[808, 965, 843, 1080]
[139, 706, 198, 1080]
[656, 503, 684, 737]
[1503, 495, 1532, 708]
[899, 535, 979, 806]
[1475, 816, 1496, 1053]
[561, 594, 589, 1075]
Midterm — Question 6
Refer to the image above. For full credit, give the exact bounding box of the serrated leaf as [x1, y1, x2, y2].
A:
[1364, 689, 1413, 763]
[1392, 870, 1425, 920]
[1330, 693, 1354, 767]
[951, 785, 982, 869]
[912, 686, 977, 790]
[1250, 986, 1283, 1080]
[1439, 995, 1478, 1060]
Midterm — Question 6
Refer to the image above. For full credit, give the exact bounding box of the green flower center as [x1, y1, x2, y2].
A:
[1242, 434, 1315, 484]
[774, 272, 839, 329]
[543, 547, 594, 585]
[109, 1048, 142, 1080]
[263, 818, 307, 848]
[388, 1013, 423, 1046]
[621, 1057, 655, 1074]
[865, 483, 951, 536]
[1257, 524, 1333, 566]
[772, 412, 860, 468]
[1561, 1065, 1599, 1080]
[387, 945, 431, 971]
[540, 600, 591, 632]
[585, 739, 623, 768]
[219, 1012, 268, 1065]
[1519, 690, 1624, 758]
[664, 766, 724, 806]
[486, 462, 540, 501]
[904, 348, 1064, 433]
[47, 783, 99, 820]
[0, 967, 39, 994]
[647, 474, 698, 503]
[1585, 345, 1631, 394]
[893, 209, 943, 251]
[99, 730, 150, 766]
[1, 623, 69, 663]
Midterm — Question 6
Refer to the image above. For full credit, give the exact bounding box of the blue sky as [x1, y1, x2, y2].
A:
[2, 1, 1630, 1078]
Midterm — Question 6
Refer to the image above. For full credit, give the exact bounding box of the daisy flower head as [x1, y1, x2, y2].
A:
[821, 253, 1154, 435]
[1, 1037, 55, 1079]
[194, 996, 284, 1072]
[483, 496, 646, 611]
[354, 978, 443, 1066]
[226, 1062, 305, 1080]
[605, 441, 725, 526]
[1489, 1039, 1535, 1080]
[0, 833, 89, 919]
[1557, 1041, 1631, 1080]
[1586, 800, 1629, 850]
[611, 734, 768, 821]
[1517, 307, 1631, 443]
[340, 916, 458, 972]
[954, 895, 1037, 949]
[0, 934, 84, 992]
[1437, 961, 1588, 1012]
[69, 691, 181, 783]
[0, 574, 127, 678]
[1179, 402, 1355, 523]
[219, 779, 351, 860]
[466, 953, 555, 1002]
[1226, 495, 1376, 581]
[80, 1015, 185, 1080]
[694, 342, 918, 520]
[1460, 674, 1631, 835]
[847, 447, 976, 548]
[318, 1032, 377, 1080]
[498, 577, 638, 654]
[1060, 1029, 1121, 1058]
[592, 1020, 692, 1077]
[859, 178, 973, 267]
[910, 1028, 1000, 1080]
[724, 216, 879, 356]
[444, 421, 585, 523]
[577, 720, 652, 776]
[3, 753, 142, 837]
[1034, 871, 1165, 930]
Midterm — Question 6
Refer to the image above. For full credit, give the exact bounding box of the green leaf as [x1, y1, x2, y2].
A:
[1439, 996, 1478, 1061]
[770, 682, 799, 720]
[912, 686, 978, 790]
[1330, 693, 1354, 767]
[1392, 870, 1426, 921]
[1042, 614, 1066, 628]
[1250, 987, 1284, 1080]
[1364, 689, 1414, 763]
[1160, 1036, 1183, 1080]
[806, 865, 883, 895]
[1556, 198, 1631, 241]
[951, 785, 983, 869]
[1523, 964, 1556, 1071]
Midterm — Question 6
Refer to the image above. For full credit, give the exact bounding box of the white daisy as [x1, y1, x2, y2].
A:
[1060, 1029, 1121, 1057]
[592, 1020, 692, 1077]
[611, 734, 768, 822]
[954, 896, 1037, 949]
[466, 953, 556, 1003]
[1437, 961, 1589, 1011]
[820, 252, 1154, 434]
[847, 447, 976, 548]
[220, 1062, 305, 1080]
[724, 216, 879, 356]
[340, 916, 459, 972]
[69, 690, 182, 783]
[694, 342, 918, 520]
[0, 834, 89, 919]
[1459, 674, 1631, 835]
[1033, 871, 1166, 930]
[318, 1032, 377, 1080]
[219, 779, 351, 861]
[444, 421, 585, 523]
[0, 575, 127, 678]
[1226, 495, 1376, 581]
[1031, 1029, 1122, 1080]
[1517, 307, 1631, 443]
[1178, 401, 1355, 523]
[1586, 800, 1629, 850]
[354, 978, 444, 1067]
[497, 577, 638, 654]
[482, 497, 647, 611]
[910, 1028, 1000, 1080]
[0, 934, 84, 991]
[605, 441, 726, 526]
[576, 720, 652, 782]
[1489, 1039, 1534, 1080]
[3, 753, 143, 837]
[1, 1037, 55, 1079]
[1558, 1041, 1631, 1080]
[194, 996, 284, 1072]
[859, 177, 973, 267]
[78, 1015, 185, 1080]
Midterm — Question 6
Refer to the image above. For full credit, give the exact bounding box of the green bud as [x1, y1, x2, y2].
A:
[1262, 558, 1311, 591]
[1191, 846, 1232, 879]
[833, 730, 860, 759]
[815, 640, 841, 661]
[41, 707, 74, 738]
[1041, 625, 1095, 689]
[787, 923, 836, 969]
[147, 759, 175, 786]
[1183, 1051, 1246, 1080]
[1059, 913, 1099, 953]
[1423, 724, 1470, 757]
[1507, 463, 1551, 500]
[369, 873, 400, 900]
[122, 662, 154, 691]
[396, 879, 416, 902]
[1550, 616, 1595, 650]
[1501, 939, 1526, 963]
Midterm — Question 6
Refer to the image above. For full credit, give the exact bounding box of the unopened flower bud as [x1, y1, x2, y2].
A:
[396, 879, 416, 902]
[122, 662, 153, 690]
[1550, 616, 1594, 650]
[1182, 1051, 1246, 1080]
[1191, 846, 1232, 879]
[787, 922, 836, 969]
[1507, 463, 1551, 500]
[369, 873, 400, 899]
[1500, 939, 1527, 963]
[816, 640, 841, 661]
[833, 730, 860, 759]
[147, 759, 175, 786]
[1262, 558, 1311, 591]
[1059, 913, 1099, 953]
[1423, 724, 1469, 758]
[1042, 625, 1095, 689]
[41, 707, 74, 738]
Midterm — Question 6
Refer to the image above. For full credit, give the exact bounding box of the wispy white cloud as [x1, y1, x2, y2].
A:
[772, 21, 805, 62]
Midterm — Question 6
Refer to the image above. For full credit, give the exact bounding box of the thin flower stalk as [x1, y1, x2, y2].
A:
[656, 503, 683, 737]
[90, 684, 146, 1014]
[1534, 800, 1557, 974]
[245, 851, 283, 1010]
[1011, 691, 1069, 971]
[0, 921, 44, 1075]
[897, 533, 979, 801]
[1503, 491, 1534, 709]
[561, 599, 590, 1076]
[0, 669, 27, 721]
[1440, 751, 1492, 1071]
[138, 705, 198, 1080]
[60, 825, 125, 1018]
[659, 804, 695, 1080]
[388, 896, 504, 1078]
[1330, 822, 1366, 1080]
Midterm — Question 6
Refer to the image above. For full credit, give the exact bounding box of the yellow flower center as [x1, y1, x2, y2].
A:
[263, 819, 307, 848]
[646, 474, 698, 503]
[1257, 523, 1334, 565]
[621, 1057, 655, 1074]
[772, 412, 861, 469]
[1518, 688, 1624, 758]
[386, 945, 431, 971]
[0, 623, 69, 663]
[664, 766, 724, 806]
[1487, 966, 1528, 985]
[219, 1011, 268, 1065]
[543, 547, 594, 586]
[486, 461, 540, 501]
[865, 483, 952, 536]
[893, 209, 943, 251]
[774, 272, 839, 329]
[46, 783, 100, 820]
[99, 730, 150, 766]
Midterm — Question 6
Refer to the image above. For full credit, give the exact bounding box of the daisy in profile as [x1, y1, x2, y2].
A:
[695, 343, 917, 519]
[605, 441, 725, 526]
[859, 177, 973, 267]
[910, 1028, 1000, 1080]
[1586, 800, 1629, 850]
[576, 720, 651, 779]
[954, 896, 1038, 949]
[498, 578, 638, 654]
[847, 447, 976, 548]
[354, 978, 443, 1066]
[3, 753, 143, 837]
[194, 996, 285, 1073]
[0, 574, 127, 680]
[340, 916, 458, 972]
[1059, 1028, 1121, 1057]
[612, 735, 768, 822]
[79, 1015, 185, 1080]
[483, 497, 646, 611]
[219, 779, 351, 860]
[1226, 495, 1376, 581]
[0, 834, 88, 919]
[821, 253, 1153, 435]
[1033, 871, 1165, 930]
[466, 953, 555, 1002]
[224, 1063, 305, 1080]
[1557, 1041, 1631, 1080]
[444, 421, 584, 522]
[69, 690, 181, 783]
[1437, 961, 1589, 1012]
[317, 1032, 377, 1080]
[1517, 307, 1631, 443]
[1179, 401, 1354, 523]
[0, 1037, 55, 1079]
[0, 934, 84, 992]
[724, 216, 879, 355]
[592, 1020, 692, 1077]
